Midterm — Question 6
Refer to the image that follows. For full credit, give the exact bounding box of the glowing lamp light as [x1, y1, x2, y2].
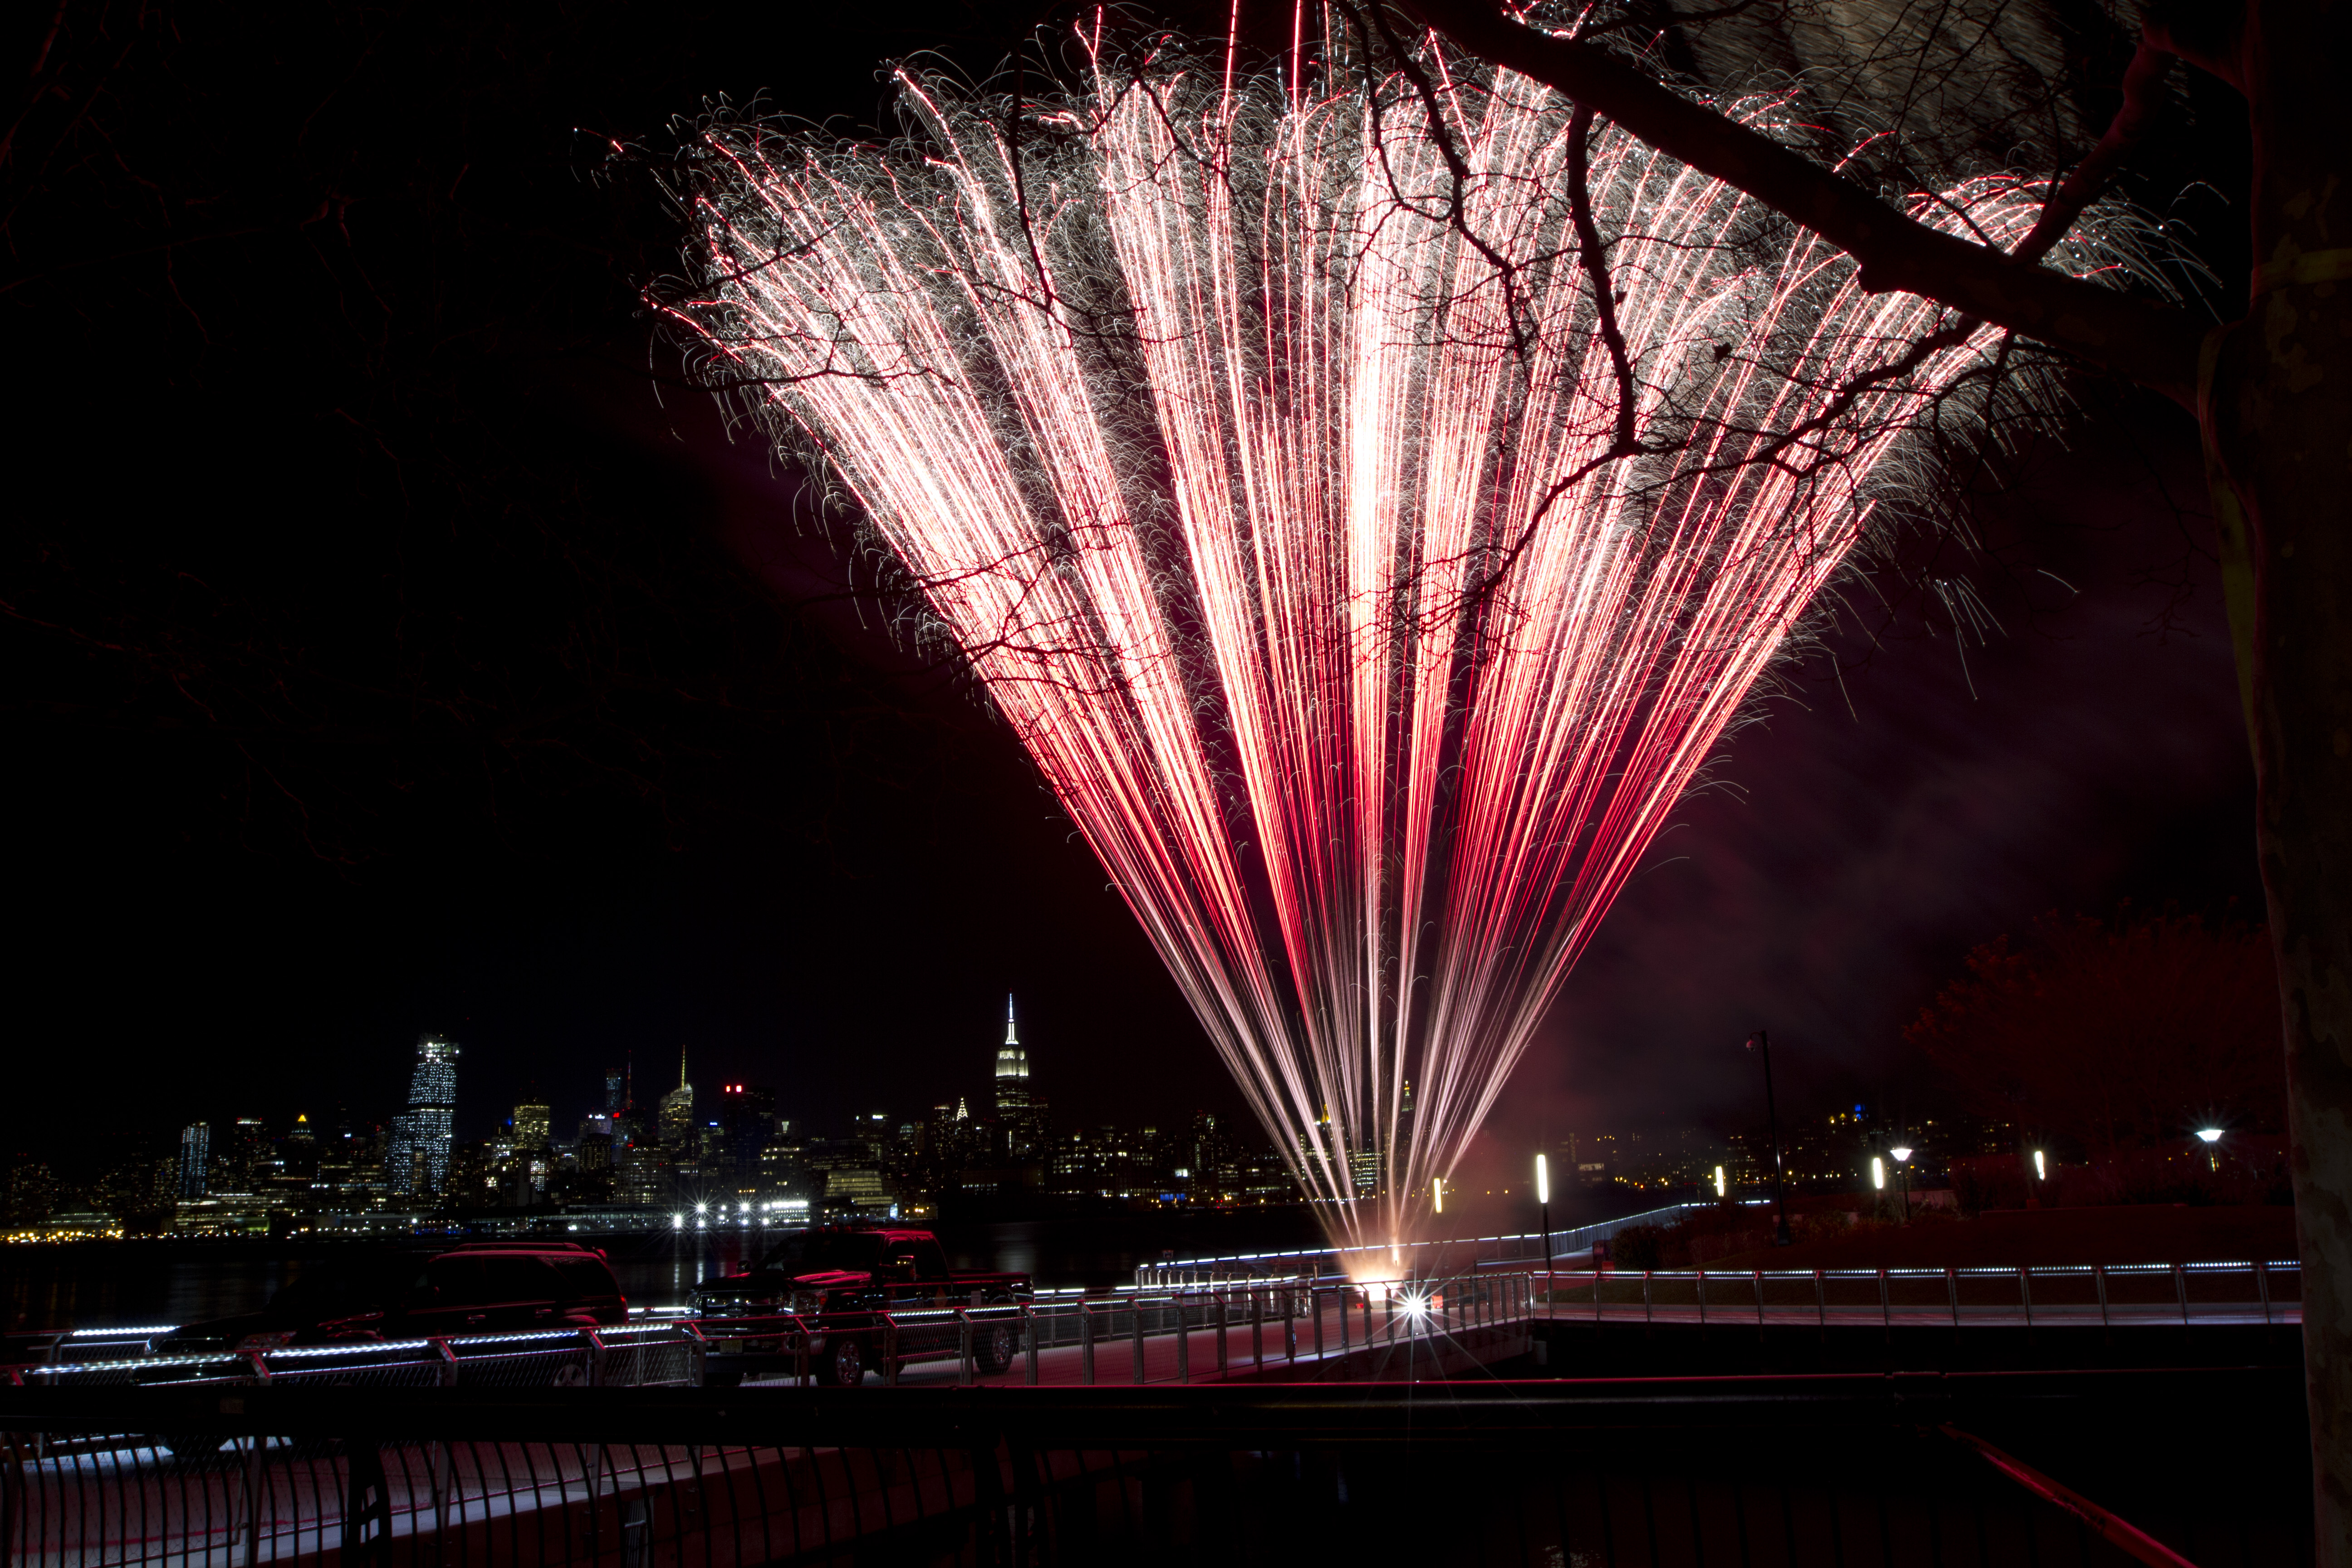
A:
[2033, 1150, 2048, 1181]
[671, 1213, 684, 1229]
[1433, 1177, 1445, 1215]
[1401, 1293, 1430, 1322]
[1535, 1154, 1550, 1206]
[1872, 1156, 1886, 1191]
[1713, 1165, 1727, 1198]
[2195, 1128, 2223, 1145]
[1890, 1146, 1913, 1163]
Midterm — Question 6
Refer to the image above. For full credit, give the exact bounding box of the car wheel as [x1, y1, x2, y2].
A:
[975, 1319, 1019, 1374]
[818, 1337, 865, 1387]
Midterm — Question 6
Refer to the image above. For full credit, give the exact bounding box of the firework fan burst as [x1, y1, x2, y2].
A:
[670, 23, 2135, 1259]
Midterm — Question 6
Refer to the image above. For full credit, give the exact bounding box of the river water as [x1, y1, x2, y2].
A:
[0, 1209, 1331, 1333]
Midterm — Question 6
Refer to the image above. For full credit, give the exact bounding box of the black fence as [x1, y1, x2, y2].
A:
[0, 1368, 2311, 1567]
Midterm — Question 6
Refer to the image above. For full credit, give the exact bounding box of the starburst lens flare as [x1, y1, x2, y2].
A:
[676, 34, 2118, 1254]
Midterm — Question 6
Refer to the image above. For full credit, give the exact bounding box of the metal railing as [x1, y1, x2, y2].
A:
[701, 1270, 1539, 1388]
[2, 1275, 1539, 1399]
[1135, 1202, 1703, 1288]
[1527, 1257, 2303, 1333]
[3, 1323, 705, 1396]
[0, 1369, 2309, 1567]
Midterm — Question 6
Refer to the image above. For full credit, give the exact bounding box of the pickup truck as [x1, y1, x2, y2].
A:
[691, 1227, 1031, 1387]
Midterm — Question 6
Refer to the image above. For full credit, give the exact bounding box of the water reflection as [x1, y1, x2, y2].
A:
[2, 1209, 1327, 1333]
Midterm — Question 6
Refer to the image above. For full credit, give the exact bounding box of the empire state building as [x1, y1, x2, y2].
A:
[995, 995, 1047, 1158]
[995, 994, 1030, 1114]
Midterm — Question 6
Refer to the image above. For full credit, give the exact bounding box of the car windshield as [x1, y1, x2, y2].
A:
[756, 1233, 885, 1274]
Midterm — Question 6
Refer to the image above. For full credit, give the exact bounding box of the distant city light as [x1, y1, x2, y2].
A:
[1872, 1156, 1886, 1191]
[2196, 1128, 2223, 1144]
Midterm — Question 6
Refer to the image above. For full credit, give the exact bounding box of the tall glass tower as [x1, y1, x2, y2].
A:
[387, 1035, 460, 1197]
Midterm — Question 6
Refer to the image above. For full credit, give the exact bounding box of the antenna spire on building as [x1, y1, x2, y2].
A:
[1004, 992, 1018, 1046]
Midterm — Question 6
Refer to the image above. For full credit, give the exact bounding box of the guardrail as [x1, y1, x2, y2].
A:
[701, 1270, 1538, 1387]
[3, 1322, 705, 1397]
[1527, 1258, 2303, 1333]
[0, 1370, 2309, 1567]
[1135, 1202, 1704, 1288]
[2, 1275, 1541, 1398]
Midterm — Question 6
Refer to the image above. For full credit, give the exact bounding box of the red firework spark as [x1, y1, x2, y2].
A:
[673, 41, 2119, 1251]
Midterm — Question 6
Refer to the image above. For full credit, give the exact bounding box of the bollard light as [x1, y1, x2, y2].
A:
[1713, 1164, 1726, 1198]
[1872, 1156, 1886, 1190]
[2033, 1149, 2047, 1182]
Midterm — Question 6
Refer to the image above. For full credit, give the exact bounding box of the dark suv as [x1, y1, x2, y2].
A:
[156, 1241, 628, 1353]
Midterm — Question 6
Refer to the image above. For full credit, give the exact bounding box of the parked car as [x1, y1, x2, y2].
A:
[153, 1240, 627, 1354]
[692, 1227, 1030, 1387]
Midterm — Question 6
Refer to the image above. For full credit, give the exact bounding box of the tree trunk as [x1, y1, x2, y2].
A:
[2205, 2, 2352, 1557]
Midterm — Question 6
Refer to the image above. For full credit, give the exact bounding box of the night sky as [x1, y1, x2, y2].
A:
[5, 1, 2259, 1172]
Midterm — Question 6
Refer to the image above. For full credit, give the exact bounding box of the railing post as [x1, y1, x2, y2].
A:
[1338, 1287, 1350, 1352]
[1251, 1290, 1265, 1374]
[1284, 1288, 1297, 1362]
[887, 1315, 904, 1387]
[1753, 1269, 1765, 1342]
[2095, 1265, 2111, 1337]
[1696, 1269, 1707, 1333]
[793, 1316, 810, 1387]
[2019, 1266, 2033, 1340]
[1945, 1267, 1960, 1334]
[1023, 1303, 1039, 1386]
[1880, 1268, 1892, 1342]
[1313, 1287, 1324, 1359]
[1645, 1270, 1655, 1337]
[1215, 1294, 1229, 1376]
[2175, 1264, 2191, 1329]
[1176, 1294, 1191, 1384]
[1594, 1267, 1603, 1323]
[431, 1336, 460, 1389]
[1131, 1298, 1145, 1385]
[2255, 1260, 2272, 1328]
[1079, 1301, 1096, 1385]
[237, 1435, 266, 1568]
[1818, 1269, 1830, 1340]
[580, 1328, 606, 1389]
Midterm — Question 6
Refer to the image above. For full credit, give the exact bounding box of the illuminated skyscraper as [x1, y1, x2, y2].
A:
[512, 1095, 551, 1149]
[386, 1035, 460, 1197]
[995, 996, 1049, 1159]
[660, 1048, 695, 1147]
[177, 1123, 210, 1199]
[995, 995, 1030, 1114]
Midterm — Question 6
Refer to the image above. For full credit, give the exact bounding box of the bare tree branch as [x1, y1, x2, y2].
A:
[1396, 0, 2206, 404]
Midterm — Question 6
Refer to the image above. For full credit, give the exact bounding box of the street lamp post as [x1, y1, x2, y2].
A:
[1535, 1153, 1552, 1269]
[1889, 1143, 1914, 1223]
[1745, 1031, 1794, 1247]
